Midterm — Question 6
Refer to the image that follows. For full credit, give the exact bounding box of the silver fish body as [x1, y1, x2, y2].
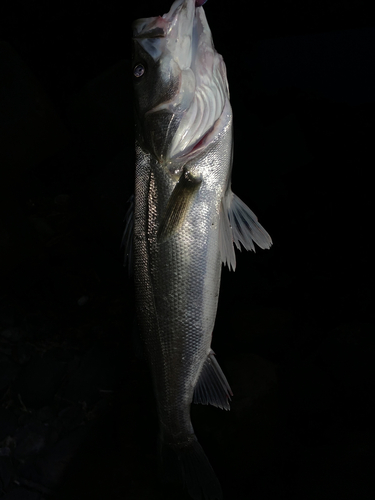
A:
[128, 1, 272, 498]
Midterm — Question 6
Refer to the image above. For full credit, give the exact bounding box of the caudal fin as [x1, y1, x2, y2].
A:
[159, 436, 222, 500]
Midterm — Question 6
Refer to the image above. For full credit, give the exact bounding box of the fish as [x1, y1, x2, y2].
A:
[124, 0, 272, 498]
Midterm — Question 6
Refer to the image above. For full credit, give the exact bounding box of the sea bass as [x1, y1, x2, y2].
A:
[126, 0, 272, 498]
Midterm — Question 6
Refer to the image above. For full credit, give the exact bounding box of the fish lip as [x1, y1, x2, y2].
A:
[133, 25, 166, 39]
[132, 1, 197, 64]
[133, 0, 229, 165]
[132, 0, 194, 41]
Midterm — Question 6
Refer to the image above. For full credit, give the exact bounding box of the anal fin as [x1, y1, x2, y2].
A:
[193, 350, 232, 411]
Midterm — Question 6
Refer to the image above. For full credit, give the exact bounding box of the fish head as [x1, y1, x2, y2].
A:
[132, 0, 229, 169]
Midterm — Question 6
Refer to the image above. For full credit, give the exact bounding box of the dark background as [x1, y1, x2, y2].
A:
[0, 1, 374, 499]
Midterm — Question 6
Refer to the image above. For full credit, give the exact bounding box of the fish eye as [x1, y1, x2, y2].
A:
[133, 63, 145, 78]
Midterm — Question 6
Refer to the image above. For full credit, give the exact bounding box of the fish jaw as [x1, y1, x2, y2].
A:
[132, 0, 194, 67]
[132, 0, 229, 166]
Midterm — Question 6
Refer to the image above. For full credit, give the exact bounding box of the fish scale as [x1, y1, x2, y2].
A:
[127, 1, 272, 498]
[135, 110, 232, 477]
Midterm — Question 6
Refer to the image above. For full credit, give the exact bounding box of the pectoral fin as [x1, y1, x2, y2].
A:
[157, 168, 202, 242]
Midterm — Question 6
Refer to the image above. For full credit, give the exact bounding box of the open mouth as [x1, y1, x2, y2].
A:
[133, 27, 166, 39]
[133, 0, 229, 164]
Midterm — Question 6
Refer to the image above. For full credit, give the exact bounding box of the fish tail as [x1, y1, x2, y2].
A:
[159, 434, 222, 500]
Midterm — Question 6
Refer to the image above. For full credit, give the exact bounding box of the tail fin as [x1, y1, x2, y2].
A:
[159, 436, 222, 500]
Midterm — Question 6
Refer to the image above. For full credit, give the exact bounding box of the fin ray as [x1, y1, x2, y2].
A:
[229, 191, 272, 252]
[219, 195, 236, 271]
[159, 436, 222, 500]
[193, 350, 232, 411]
[219, 188, 272, 271]
[158, 168, 202, 242]
[122, 194, 134, 275]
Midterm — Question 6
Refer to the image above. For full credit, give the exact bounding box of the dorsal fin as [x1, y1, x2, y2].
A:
[219, 188, 272, 271]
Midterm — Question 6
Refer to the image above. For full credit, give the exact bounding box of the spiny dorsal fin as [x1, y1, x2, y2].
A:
[219, 188, 272, 271]
[193, 350, 232, 411]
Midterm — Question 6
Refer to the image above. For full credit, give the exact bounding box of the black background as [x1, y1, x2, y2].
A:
[0, 1, 374, 499]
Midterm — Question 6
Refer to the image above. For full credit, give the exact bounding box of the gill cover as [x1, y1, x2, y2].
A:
[132, 0, 229, 164]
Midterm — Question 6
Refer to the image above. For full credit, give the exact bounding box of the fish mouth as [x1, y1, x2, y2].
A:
[133, 0, 229, 163]
[133, 0, 192, 41]
[133, 27, 165, 39]
[132, 0, 196, 66]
